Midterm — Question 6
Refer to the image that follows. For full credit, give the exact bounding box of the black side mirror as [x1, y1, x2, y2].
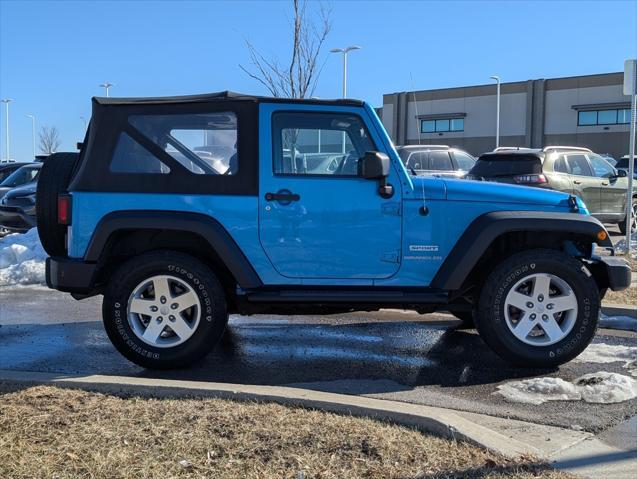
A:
[358, 151, 390, 179]
[615, 169, 628, 178]
[358, 151, 393, 198]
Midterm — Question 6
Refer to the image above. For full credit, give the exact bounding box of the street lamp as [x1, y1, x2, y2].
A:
[330, 46, 361, 99]
[1, 99, 12, 161]
[26, 114, 36, 159]
[490, 75, 501, 149]
[80, 116, 88, 130]
[99, 82, 114, 97]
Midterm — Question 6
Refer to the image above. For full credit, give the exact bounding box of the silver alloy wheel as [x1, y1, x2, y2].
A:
[504, 272, 578, 346]
[127, 275, 201, 348]
[631, 201, 637, 231]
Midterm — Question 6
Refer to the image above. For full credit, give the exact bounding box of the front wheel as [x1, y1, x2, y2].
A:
[102, 251, 228, 369]
[476, 249, 599, 367]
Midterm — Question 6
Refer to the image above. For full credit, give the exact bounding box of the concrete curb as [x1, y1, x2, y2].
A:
[0, 369, 543, 459]
[602, 304, 637, 319]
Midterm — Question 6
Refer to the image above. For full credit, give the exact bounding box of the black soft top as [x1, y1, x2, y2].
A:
[94, 91, 364, 107]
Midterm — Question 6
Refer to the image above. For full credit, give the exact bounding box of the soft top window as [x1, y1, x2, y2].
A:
[128, 113, 238, 176]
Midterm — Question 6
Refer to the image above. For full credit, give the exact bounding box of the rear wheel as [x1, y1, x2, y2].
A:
[476, 249, 599, 367]
[102, 251, 228, 369]
[36, 152, 79, 256]
[618, 197, 637, 235]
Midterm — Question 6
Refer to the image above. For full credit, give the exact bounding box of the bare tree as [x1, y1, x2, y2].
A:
[240, 0, 331, 99]
[39, 126, 61, 155]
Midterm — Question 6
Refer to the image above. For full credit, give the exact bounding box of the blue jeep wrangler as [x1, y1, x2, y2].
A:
[37, 92, 631, 369]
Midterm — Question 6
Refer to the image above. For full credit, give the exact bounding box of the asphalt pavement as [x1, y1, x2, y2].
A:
[1, 286, 635, 434]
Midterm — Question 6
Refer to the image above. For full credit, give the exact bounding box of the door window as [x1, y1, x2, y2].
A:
[272, 112, 376, 176]
[588, 154, 615, 178]
[565, 154, 594, 176]
[428, 151, 453, 170]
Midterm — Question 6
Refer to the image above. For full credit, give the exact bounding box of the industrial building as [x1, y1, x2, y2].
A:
[381, 72, 633, 158]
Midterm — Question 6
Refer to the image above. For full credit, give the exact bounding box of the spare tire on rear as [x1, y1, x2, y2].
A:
[36, 152, 79, 257]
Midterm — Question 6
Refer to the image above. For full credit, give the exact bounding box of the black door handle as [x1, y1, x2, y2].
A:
[265, 191, 300, 202]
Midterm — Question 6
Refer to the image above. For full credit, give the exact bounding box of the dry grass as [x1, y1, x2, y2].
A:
[0, 384, 573, 479]
[603, 254, 637, 306]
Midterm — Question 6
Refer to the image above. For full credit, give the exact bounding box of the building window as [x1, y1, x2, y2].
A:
[578, 108, 632, 126]
[421, 117, 464, 133]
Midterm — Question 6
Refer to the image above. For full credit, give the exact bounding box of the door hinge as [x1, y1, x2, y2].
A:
[381, 250, 400, 263]
[381, 202, 402, 216]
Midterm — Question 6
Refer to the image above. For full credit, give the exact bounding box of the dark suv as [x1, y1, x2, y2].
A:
[469, 147, 634, 234]
[396, 145, 475, 178]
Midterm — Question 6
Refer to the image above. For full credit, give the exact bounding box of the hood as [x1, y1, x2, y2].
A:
[4, 182, 37, 199]
[443, 177, 574, 208]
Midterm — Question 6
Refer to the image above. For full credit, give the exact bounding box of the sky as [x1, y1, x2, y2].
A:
[1, 0, 636, 162]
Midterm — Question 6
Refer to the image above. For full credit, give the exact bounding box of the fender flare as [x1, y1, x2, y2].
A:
[84, 210, 263, 289]
[430, 211, 612, 290]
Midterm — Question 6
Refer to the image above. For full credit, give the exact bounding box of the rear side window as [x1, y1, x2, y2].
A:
[452, 151, 475, 171]
[428, 151, 452, 170]
[110, 133, 171, 174]
[470, 154, 542, 177]
[565, 154, 593, 176]
[129, 113, 238, 175]
[553, 155, 568, 173]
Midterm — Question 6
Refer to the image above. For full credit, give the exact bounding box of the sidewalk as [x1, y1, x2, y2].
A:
[0, 369, 634, 479]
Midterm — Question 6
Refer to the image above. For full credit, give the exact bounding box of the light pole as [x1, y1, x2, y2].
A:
[330, 46, 361, 99]
[99, 82, 114, 97]
[26, 114, 36, 159]
[80, 116, 88, 130]
[1, 99, 12, 161]
[490, 75, 501, 149]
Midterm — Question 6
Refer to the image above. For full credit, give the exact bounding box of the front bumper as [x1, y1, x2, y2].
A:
[0, 205, 36, 233]
[596, 256, 632, 292]
[46, 257, 97, 294]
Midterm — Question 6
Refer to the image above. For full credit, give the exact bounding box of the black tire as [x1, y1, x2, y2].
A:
[618, 197, 637, 235]
[36, 152, 79, 256]
[476, 249, 599, 368]
[102, 251, 228, 369]
[451, 310, 475, 328]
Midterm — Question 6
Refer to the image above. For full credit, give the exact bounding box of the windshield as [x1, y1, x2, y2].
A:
[470, 155, 542, 177]
[0, 165, 40, 187]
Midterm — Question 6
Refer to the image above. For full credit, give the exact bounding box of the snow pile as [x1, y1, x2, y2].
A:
[574, 342, 637, 377]
[496, 377, 580, 405]
[0, 228, 47, 286]
[615, 231, 636, 258]
[496, 372, 637, 405]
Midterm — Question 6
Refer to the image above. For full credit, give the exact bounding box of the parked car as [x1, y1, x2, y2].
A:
[616, 155, 637, 179]
[0, 162, 41, 198]
[396, 145, 476, 178]
[468, 148, 634, 233]
[0, 163, 42, 233]
[38, 92, 629, 370]
[0, 162, 24, 183]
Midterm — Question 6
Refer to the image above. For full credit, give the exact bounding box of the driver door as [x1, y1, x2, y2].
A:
[258, 105, 402, 280]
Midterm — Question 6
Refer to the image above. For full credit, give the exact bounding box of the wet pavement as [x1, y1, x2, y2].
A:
[1, 286, 636, 433]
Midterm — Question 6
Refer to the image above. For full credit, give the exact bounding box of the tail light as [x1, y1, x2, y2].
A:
[57, 194, 72, 225]
[513, 174, 547, 184]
